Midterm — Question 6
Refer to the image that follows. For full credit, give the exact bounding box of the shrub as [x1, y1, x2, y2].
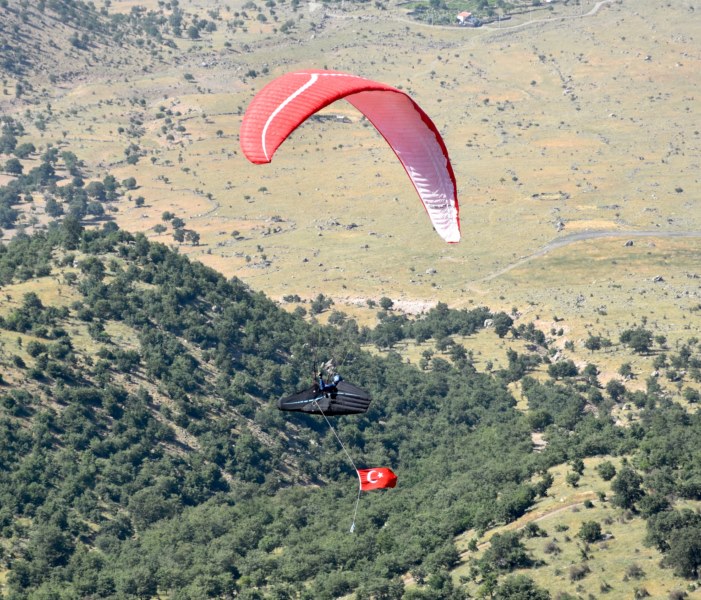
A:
[569, 563, 590, 581]
[626, 563, 645, 579]
[578, 521, 602, 543]
[544, 540, 560, 555]
[522, 522, 546, 538]
[596, 460, 616, 481]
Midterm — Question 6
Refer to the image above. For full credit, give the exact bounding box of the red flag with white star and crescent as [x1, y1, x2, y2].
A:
[357, 468, 397, 491]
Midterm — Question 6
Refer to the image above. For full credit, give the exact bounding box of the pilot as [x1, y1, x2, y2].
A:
[317, 371, 342, 393]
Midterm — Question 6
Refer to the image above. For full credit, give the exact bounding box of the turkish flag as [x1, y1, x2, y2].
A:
[358, 468, 397, 491]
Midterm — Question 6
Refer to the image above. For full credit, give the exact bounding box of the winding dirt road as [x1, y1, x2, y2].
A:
[481, 0, 615, 33]
[479, 229, 701, 282]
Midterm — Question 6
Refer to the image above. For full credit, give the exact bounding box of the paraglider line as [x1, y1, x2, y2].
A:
[312, 399, 363, 533]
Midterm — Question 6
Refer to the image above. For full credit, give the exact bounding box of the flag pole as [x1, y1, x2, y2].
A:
[313, 399, 363, 533]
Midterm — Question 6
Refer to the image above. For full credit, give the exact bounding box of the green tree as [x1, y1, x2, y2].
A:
[480, 532, 533, 573]
[492, 312, 514, 338]
[638, 493, 670, 517]
[584, 335, 602, 351]
[28, 524, 74, 568]
[310, 293, 333, 315]
[185, 229, 200, 246]
[619, 362, 633, 378]
[570, 457, 585, 475]
[611, 467, 644, 510]
[665, 527, 701, 579]
[128, 487, 179, 531]
[379, 296, 394, 311]
[565, 472, 580, 488]
[606, 379, 626, 401]
[122, 177, 137, 190]
[683, 387, 699, 404]
[533, 472, 554, 498]
[14, 142, 36, 158]
[85, 181, 106, 201]
[45, 197, 64, 218]
[80, 257, 106, 280]
[620, 327, 653, 354]
[86, 201, 105, 217]
[548, 359, 578, 379]
[61, 215, 83, 249]
[498, 486, 536, 523]
[5, 157, 23, 175]
[0, 132, 17, 153]
[494, 575, 550, 600]
[596, 461, 616, 481]
[578, 521, 602, 543]
[582, 363, 600, 385]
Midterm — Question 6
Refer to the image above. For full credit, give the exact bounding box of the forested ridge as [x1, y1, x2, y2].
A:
[0, 221, 700, 599]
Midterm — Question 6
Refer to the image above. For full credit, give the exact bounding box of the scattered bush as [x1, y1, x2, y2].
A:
[597, 461, 617, 481]
[626, 563, 645, 579]
[544, 540, 561, 555]
[569, 563, 590, 581]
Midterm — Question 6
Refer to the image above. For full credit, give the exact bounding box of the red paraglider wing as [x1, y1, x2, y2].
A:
[239, 70, 460, 243]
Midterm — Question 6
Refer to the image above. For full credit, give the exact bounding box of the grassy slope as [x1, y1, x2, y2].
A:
[0, 266, 203, 452]
[452, 457, 701, 598]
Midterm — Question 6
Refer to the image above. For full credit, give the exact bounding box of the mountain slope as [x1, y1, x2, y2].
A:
[0, 221, 547, 598]
[1, 220, 701, 599]
[0, 0, 189, 105]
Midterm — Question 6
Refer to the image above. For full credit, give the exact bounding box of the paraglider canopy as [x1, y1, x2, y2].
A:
[240, 70, 460, 243]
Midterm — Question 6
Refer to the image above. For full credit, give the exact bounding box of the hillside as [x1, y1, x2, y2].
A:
[0, 221, 536, 597]
[1, 0, 701, 597]
[0, 224, 700, 598]
[0, 0, 179, 97]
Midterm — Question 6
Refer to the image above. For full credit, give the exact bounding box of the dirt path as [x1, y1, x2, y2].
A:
[479, 229, 701, 282]
[460, 490, 598, 555]
[481, 0, 615, 33]
[529, 493, 598, 524]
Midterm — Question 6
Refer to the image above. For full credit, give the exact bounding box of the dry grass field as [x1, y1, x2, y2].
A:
[13, 0, 694, 319]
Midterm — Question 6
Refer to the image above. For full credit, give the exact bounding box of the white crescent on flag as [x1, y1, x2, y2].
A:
[367, 470, 379, 484]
